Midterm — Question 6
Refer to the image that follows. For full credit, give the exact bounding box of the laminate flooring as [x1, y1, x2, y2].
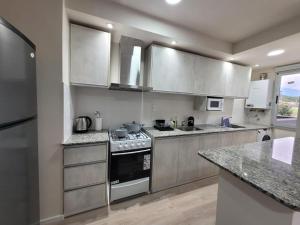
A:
[58, 177, 218, 225]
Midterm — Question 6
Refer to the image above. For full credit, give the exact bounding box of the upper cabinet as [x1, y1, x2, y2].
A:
[147, 44, 251, 98]
[70, 24, 111, 87]
[147, 45, 195, 94]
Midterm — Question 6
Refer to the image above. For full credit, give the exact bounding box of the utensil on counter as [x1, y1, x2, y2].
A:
[74, 116, 92, 133]
[154, 119, 174, 131]
[94, 111, 102, 131]
[187, 116, 195, 127]
[123, 121, 143, 133]
[115, 128, 128, 138]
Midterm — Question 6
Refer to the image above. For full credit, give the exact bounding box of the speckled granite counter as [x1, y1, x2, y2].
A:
[144, 123, 270, 138]
[63, 131, 109, 146]
[199, 137, 300, 210]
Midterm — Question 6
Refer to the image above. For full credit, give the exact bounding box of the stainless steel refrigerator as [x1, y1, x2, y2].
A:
[0, 17, 39, 225]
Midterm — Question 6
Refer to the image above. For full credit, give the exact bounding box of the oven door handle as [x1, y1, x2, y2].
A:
[112, 149, 151, 156]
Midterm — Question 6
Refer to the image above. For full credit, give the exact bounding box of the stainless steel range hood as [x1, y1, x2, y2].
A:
[109, 36, 153, 92]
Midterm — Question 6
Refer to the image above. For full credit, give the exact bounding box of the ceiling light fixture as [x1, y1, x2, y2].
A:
[107, 23, 114, 29]
[166, 0, 182, 5]
[228, 57, 235, 61]
[171, 40, 177, 45]
[267, 49, 285, 57]
[254, 64, 260, 67]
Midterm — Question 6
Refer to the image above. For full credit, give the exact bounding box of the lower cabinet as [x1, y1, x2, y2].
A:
[152, 130, 258, 192]
[63, 143, 108, 217]
[64, 184, 106, 216]
[151, 137, 180, 192]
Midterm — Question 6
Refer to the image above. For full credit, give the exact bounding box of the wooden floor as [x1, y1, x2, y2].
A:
[58, 177, 218, 225]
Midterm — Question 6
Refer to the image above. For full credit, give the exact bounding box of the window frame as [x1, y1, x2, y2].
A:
[272, 65, 300, 129]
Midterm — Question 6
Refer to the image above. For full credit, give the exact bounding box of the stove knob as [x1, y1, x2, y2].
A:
[137, 143, 141, 146]
[131, 143, 135, 147]
[118, 144, 123, 149]
[142, 142, 146, 146]
[124, 144, 129, 148]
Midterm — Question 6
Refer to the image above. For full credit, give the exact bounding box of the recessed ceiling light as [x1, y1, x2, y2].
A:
[267, 49, 285, 57]
[166, 0, 182, 5]
[107, 23, 114, 29]
[171, 40, 177, 45]
[254, 64, 260, 67]
[228, 57, 235, 61]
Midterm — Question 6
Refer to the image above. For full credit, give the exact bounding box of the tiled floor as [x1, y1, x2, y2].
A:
[58, 177, 218, 225]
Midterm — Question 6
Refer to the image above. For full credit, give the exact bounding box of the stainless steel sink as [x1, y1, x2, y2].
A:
[227, 124, 245, 128]
[177, 126, 203, 131]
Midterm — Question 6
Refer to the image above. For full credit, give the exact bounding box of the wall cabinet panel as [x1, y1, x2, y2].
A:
[70, 24, 111, 86]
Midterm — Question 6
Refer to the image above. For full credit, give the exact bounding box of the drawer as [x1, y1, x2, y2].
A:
[64, 184, 106, 216]
[64, 163, 106, 190]
[64, 144, 107, 166]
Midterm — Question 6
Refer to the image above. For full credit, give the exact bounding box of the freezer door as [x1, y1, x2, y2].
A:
[0, 119, 39, 225]
[0, 20, 37, 125]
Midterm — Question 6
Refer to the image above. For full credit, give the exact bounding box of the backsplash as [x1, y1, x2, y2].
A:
[73, 87, 234, 129]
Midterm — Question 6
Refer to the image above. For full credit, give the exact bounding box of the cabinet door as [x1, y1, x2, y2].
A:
[152, 137, 179, 192]
[200, 57, 226, 96]
[149, 45, 195, 94]
[70, 24, 111, 86]
[177, 136, 200, 184]
[232, 130, 257, 145]
[225, 64, 251, 98]
[198, 134, 220, 178]
[220, 132, 233, 147]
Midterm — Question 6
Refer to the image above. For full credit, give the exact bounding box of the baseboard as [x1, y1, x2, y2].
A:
[40, 214, 64, 225]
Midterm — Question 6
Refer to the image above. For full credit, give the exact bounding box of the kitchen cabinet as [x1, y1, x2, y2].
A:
[245, 79, 273, 109]
[225, 63, 252, 98]
[70, 24, 111, 86]
[147, 45, 195, 94]
[147, 44, 251, 98]
[152, 130, 259, 193]
[177, 134, 220, 185]
[63, 143, 108, 216]
[194, 56, 226, 96]
[231, 130, 257, 145]
[152, 137, 179, 192]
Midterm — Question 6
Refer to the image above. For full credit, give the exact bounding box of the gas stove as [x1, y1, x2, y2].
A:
[109, 131, 152, 152]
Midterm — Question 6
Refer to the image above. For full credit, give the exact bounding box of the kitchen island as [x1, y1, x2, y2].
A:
[199, 137, 300, 225]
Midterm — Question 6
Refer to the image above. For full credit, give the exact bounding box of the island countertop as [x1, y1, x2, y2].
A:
[198, 137, 300, 210]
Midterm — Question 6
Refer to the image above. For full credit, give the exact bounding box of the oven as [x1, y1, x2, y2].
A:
[110, 148, 151, 202]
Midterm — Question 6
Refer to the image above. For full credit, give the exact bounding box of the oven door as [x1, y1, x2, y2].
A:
[110, 149, 151, 184]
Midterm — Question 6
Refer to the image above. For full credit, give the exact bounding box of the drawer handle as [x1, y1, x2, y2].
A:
[112, 149, 150, 156]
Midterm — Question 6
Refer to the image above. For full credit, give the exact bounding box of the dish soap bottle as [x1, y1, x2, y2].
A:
[94, 111, 102, 131]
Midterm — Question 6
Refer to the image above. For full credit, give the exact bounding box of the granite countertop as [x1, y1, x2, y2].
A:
[198, 137, 300, 210]
[144, 123, 270, 138]
[63, 131, 109, 146]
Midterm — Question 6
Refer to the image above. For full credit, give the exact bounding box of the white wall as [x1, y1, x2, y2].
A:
[0, 0, 64, 222]
[74, 87, 234, 129]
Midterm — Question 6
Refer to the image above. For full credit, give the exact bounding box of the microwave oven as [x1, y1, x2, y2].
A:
[207, 97, 224, 111]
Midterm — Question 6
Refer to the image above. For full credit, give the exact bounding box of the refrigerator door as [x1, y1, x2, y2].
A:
[0, 18, 37, 126]
[0, 119, 39, 225]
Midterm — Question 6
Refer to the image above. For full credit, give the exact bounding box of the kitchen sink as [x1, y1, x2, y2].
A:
[177, 126, 203, 131]
[227, 124, 246, 129]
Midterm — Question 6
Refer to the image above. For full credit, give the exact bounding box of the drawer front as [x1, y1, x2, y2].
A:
[64, 144, 107, 166]
[64, 163, 106, 190]
[64, 184, 106, 216]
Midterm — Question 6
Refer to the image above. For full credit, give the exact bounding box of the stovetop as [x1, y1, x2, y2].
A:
[110, 131, 150, 142]
[109, 130, 152, 152]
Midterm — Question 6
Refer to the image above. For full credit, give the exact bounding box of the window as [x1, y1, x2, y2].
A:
[273, 69, 300, 128]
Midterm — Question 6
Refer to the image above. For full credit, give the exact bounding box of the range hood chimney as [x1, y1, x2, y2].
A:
[109, 36, 153, 92]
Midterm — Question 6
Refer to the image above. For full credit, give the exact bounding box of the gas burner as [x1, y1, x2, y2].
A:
[109, 130, 152, 152]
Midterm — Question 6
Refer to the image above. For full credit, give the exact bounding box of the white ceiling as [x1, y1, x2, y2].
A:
[109, 0, 300, 42]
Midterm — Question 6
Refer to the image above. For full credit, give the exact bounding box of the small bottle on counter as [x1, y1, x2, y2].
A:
[94, 111, 102, 131]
